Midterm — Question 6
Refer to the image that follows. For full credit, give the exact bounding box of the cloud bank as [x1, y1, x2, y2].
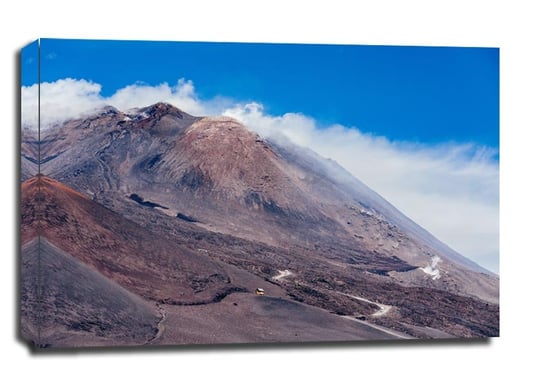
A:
[21, 78, 208, 129]
[21, 78, 499, 273]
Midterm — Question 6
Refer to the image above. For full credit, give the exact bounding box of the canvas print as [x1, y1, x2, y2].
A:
[20, 39, 499, 348]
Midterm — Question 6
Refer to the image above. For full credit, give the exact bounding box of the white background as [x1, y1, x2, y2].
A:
[1, 1, 543, 385]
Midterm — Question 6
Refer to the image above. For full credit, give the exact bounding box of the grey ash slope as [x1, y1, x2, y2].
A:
[21, 130, 39, 180]
[21, 102, 499, 342]
[21, 238, 159, 347]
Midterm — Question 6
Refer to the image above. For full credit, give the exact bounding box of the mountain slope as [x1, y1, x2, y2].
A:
[21, 175, 240, 304]
[269, 138, 494, 274]
[27, 103, 497, 302]
[20, 103, 499, 342]
[21, 238, 159, 347]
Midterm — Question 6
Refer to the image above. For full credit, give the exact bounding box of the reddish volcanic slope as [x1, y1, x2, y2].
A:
[21, 175, 239, 304]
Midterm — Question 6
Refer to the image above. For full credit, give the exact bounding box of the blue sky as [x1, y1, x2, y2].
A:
[21, 38, 499, 272]
[23, 38, 499, 149]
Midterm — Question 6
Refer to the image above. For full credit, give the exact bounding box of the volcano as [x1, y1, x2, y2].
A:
[21, 103, 499, 347]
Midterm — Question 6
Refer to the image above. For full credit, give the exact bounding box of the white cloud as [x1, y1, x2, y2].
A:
[21, 78, 207, 129]
[107, 79, 207, 116]
[21, 78, 499, 273]
[22, 78, 104, 129]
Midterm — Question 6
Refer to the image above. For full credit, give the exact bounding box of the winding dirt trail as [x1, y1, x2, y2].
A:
[335, 292, 412, 339]
[145, 303, 167, 345]
[272, 269, 292, 281]
[339, 292, 392, 317]
[340, 316, 413, 340]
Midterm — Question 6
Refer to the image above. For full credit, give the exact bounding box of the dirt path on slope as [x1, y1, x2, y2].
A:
[145, 303, 167, 345]
[337, 291, 392, 317]
[340, 316, 413, 340]
[272, 269, 292, 281]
